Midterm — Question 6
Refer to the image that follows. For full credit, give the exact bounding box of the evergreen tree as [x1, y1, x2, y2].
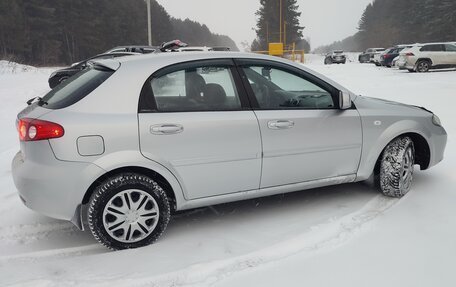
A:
[252, 0, 307, 51]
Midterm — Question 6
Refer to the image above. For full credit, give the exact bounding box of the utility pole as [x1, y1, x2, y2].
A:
[146, 0, 152, 46]
[279, 0, 282, 43]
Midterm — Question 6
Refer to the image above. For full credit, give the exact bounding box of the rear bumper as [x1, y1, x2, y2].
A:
[331, 58, 346, 63]
[11, 141, 104, 227]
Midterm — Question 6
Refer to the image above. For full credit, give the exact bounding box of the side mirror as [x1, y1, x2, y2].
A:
[339, 91, 351, 110]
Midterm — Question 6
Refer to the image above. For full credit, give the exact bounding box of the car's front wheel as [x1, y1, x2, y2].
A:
[88, 173, 170, 250]
[379, 136, 415, 198]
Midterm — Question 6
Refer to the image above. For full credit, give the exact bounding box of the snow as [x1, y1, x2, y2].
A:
[0, 57, 455, 286]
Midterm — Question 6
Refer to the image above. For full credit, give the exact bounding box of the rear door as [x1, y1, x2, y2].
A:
[421, 44, 446, 65]
[138, 59, 262, 199]
[236, 59, 362, 188]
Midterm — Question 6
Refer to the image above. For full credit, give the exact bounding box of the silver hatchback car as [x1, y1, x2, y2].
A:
[12, 52, 447, 250]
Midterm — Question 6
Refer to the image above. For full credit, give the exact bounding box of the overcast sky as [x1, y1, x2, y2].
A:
[155, 0, 373, 50]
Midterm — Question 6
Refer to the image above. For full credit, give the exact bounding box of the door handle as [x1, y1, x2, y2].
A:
[267, 120, 294, 129]
[150, 124, 184, 135]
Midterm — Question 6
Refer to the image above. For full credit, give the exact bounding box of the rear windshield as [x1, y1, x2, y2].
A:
[42, 66, 114, 109]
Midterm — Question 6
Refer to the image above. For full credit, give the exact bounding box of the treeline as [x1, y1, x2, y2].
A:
[314, 0, 456, 53]
[0, 0, 238, 66]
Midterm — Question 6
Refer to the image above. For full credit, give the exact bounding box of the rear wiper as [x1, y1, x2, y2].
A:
[26, 96, 48, 106]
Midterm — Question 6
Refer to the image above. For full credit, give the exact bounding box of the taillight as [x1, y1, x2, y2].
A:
[405, 52, 415, 57]
[18, 118, 64, 141]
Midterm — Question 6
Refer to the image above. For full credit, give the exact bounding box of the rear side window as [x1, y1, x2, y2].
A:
[445, 44, 456, 52]
[42, 66, 114, 109]
[420, 44, 444, 52]
[148, 66, 242, 112]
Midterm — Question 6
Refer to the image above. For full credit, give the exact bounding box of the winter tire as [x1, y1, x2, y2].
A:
[416, 60, 430, 73]
[88, 173, 171, 250]
[379, 137, 415, 198]
[407, 69, 416, 73]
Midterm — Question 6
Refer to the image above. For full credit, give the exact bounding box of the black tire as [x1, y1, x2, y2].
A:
[379, 137, 415, 198]
[88, 173, 171, 250]
[416, 60, 431, 73]
[324, 58, 332, 65]
[408, 69, 416, 73]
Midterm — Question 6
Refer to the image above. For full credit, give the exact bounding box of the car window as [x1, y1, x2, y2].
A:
[420, 44, 444, 52]
[445, 44, 456, 52]
[242, 66, 334, 110]
[42, 66, 114, 109]
[150, 66, 241, 112]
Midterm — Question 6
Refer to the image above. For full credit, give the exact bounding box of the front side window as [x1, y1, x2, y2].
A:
[150, 66, 241, 112]
[242, 66, 334, 109]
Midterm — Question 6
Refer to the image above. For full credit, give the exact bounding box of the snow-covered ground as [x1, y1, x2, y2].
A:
[0, 57, 455, 287]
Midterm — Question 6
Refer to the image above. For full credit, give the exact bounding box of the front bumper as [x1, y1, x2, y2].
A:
[428, 126, 447, 169]
[11, 141, 104, 228]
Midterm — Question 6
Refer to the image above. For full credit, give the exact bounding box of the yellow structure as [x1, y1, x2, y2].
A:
[253, 43, 305, 64]
[268, 43, 284, 56]
[252, 0, 305, 63]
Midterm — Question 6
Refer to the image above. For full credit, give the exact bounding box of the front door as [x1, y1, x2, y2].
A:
[237, 60, 362, 188]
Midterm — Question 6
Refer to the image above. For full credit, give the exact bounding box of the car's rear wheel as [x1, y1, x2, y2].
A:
[88, 173, 170, 250]
[407, 69, 416, 73]
[379, 136, 415, 198]
[416, 60, 431, 72]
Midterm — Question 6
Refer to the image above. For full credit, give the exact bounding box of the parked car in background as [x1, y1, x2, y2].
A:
[373, 49, 389, 66]
[48, 52, 139, 88]
[105, 46, 158, 54]
[391, 55, 400, 67]
[178, 46, 214, 52]
[398, 42, 456, 72]
[359, 48, 385, 63]
[212, 47, 231, 51]
[324, 50, 346, 64]
[13, 52, 446, 250]
[380, 45, 413, 67]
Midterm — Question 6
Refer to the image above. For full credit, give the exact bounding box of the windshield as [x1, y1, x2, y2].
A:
[42, 66, 114, 109]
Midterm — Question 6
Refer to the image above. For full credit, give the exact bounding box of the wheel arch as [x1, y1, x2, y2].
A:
[373, 132, 431, 175]
[82, 166, 180, 213]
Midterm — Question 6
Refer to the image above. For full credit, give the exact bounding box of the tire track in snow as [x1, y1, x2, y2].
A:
[0, 222, 78, 244]
[0, 244, 102, 265]
[14, 195, 398, 287]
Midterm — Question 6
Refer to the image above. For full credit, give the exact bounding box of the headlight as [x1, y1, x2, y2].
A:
[432, 114, 442, 127]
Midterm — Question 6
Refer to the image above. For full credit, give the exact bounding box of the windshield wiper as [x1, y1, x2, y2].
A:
[26, 96, 48, 106]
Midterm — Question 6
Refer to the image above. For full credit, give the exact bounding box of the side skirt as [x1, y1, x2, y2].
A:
[177, 174, 357, 211]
